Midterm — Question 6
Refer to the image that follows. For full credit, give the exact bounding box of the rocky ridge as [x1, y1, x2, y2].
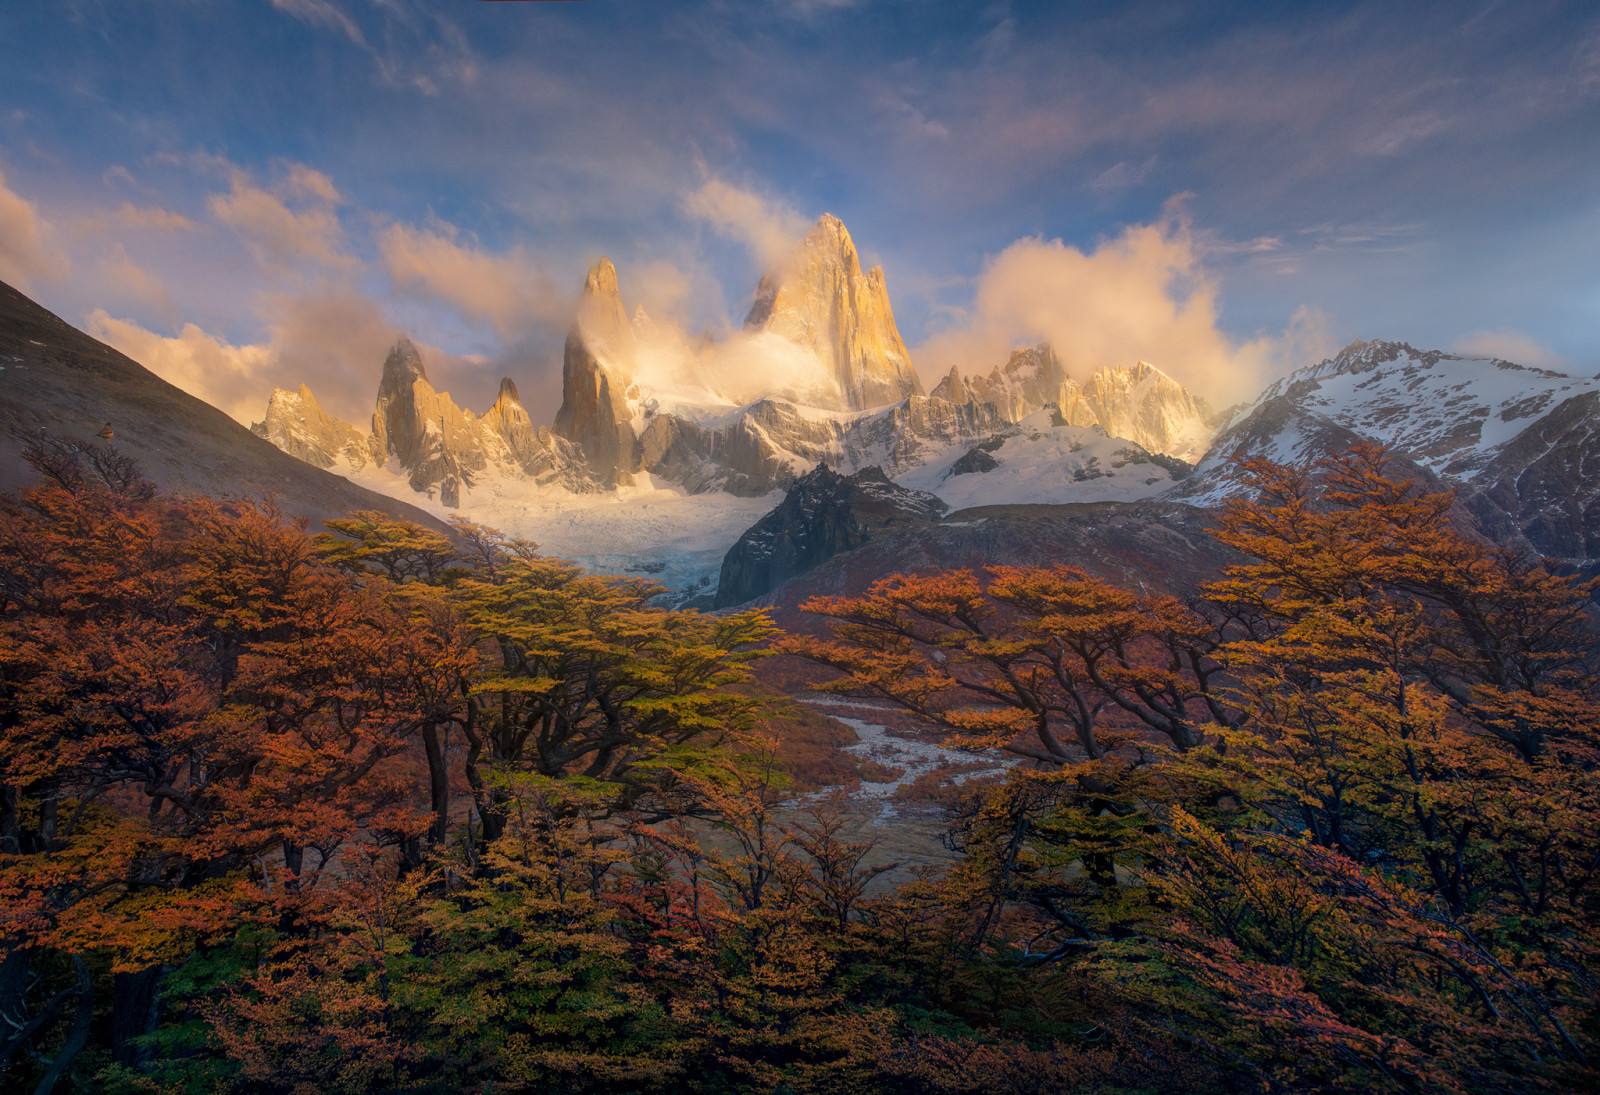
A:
[254, 216, 1222, 519]
[254, 338, 597, 508]
[714, 463, 948, 608]
[937, 345, 1219, 463]
[1168, 339, 1600, 565]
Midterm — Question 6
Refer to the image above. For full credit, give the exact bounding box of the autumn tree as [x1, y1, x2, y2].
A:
[448, 556, 776, 846]
[0, 442, 469, 1091]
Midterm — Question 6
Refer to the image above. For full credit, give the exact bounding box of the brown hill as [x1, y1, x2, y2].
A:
[0, 280, 451, 533]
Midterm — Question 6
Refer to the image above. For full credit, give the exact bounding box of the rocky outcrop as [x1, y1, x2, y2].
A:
[966, 345, 1094, 425]
[639, 394, 1009, 497]
[553, 258, 639, 488]
[714, 464, 947, 607]
[743, 214, 922, 412]
[929, 365, 970, 403]
[370, 338, 491, 506]
[254, 338, 599, 509]
[251, 384, 373, 470]
[947, 346, 1217, 462]
[1081, 361, 1217, 462]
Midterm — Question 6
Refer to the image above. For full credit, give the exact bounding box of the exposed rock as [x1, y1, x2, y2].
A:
[1468, 391, 1600, 561]
[744, 214, 922, 411]
[643, 394, 1009, 497]
[370, 338, 491, 507]
[1082, 360, 1217, 462]
[945, 442, 1001, 477]
[929, 365, 970, 403]
[553, 258, 639, 488]
[247, 341, 603, 509]
[251, 384, 373, 470]
[714, 464, 947, 607]
[967, 344, 1093, 424]
[950, 346, 1216, 461]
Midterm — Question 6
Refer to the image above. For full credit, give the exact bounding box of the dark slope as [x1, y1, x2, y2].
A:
[0, 280, 450, 533]
[737, 499, 1241, 627]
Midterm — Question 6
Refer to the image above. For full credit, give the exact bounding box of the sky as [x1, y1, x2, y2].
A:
[0, 0, 1596, 425]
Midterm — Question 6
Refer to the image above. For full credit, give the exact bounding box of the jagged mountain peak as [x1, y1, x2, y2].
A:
[1000, 344, 1061, 378]
[741, 212, 921, 412]
[930, 364, 970, 403]
[574, 257, 635, 358]
[493, 376, 523, 407]
[381, 337, 426, 386]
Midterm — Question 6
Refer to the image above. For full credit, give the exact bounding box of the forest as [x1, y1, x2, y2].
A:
[1, 435, 1596, 1095]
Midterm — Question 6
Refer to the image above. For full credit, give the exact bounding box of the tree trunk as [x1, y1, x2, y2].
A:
[421, 721, 449, 847]
[30, 956, 90, 1095]
[0, 784, 18, 854]
[110, 965, 164, 1068]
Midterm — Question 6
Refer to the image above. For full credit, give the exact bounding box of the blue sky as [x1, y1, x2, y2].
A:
[0, 0, 1596, 422]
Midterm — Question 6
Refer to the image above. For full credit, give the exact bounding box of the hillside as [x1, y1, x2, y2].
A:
[0, 280, 452, 533]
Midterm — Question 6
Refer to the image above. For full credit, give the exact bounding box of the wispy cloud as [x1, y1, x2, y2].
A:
[267, 0, 476, 95]
[269, 0, 367, 49]
[0, 163, 69, 291]
[378, 220, 570, 340]
[207, 167, 356, 273]
[1452, 328, 1571, 372]
[682, 175, 810, 273]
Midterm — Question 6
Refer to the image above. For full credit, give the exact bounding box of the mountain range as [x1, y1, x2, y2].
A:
[3, 212, 1594, 612]
[238, 213, 1600, 604]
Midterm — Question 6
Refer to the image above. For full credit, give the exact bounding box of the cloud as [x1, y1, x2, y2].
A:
[682, 177, 810, 273]
[267, 0, 477, 95]
[269, 0, 367, 48]
[1451, 328, 1572, 372]
[207, 168, 355, 272]
[627, 258, 696, 324]
[912, 204, 1327, 404]
[96, 245, 175, 323]
[378, 221, 571, 340]
[86, 289, 462, 427]
[1089, 156, 1157, 193]
[73, 202, 198, 237]
[0, 164, 70, 291]
[89, 311, 277, 425]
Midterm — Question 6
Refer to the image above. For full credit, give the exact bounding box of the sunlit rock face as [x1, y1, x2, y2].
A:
[929, 365, 970, 404]
[951, 345, 1217, 462]
[251, 384, 374, 471]
[966, 345, 1095, 425]
[1081, 360, 1218, 463]
[257, 339, 600, 509]
[743, 214, 923, 412]
[370, 338, 491, 507]
[553, 258, 639, 488]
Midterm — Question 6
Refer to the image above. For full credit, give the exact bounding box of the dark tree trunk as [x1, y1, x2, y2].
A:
[0, 784, 18, 854]
[110, 965, 164, 1068]
[30, 956, 91, 1095]
[0, 943, 32, 1068]
[421, 721, 449, 847]
[398, 835, 424, 878]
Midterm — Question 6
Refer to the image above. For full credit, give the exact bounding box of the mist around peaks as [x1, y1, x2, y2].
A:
[912, 208, 1334, 408]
